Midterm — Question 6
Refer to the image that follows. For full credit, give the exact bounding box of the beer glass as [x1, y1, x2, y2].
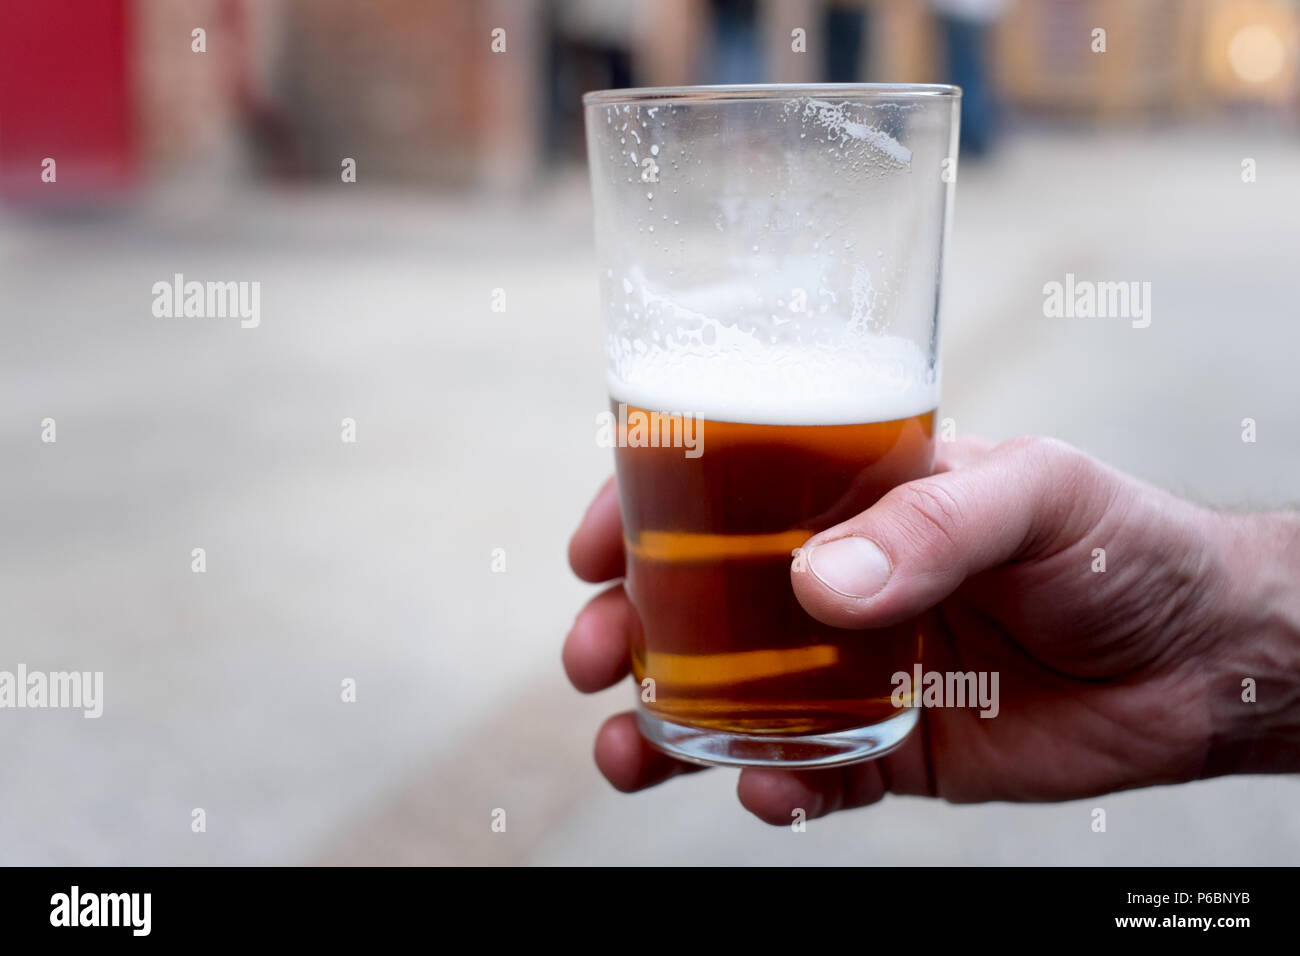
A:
[583, 85, 959, 767]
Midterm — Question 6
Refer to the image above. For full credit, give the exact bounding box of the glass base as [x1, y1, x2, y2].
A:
[637, 706, 918, 769]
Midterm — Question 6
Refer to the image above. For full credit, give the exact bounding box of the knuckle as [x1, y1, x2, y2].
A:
[890, 480, 965, 550]
[992, 435, 1112, 550]
[995, 434, 1092, 487]
[997, 434, 1081, 469]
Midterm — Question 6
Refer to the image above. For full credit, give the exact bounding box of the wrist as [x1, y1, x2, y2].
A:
[1202, 511, 1300, 777]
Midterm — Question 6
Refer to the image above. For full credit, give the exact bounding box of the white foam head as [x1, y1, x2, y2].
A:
[608, 333, 938, 426]
[605, 267, 939, 425]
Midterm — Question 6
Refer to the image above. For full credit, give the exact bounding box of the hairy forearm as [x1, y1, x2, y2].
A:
[1203, 511, 1300, 777]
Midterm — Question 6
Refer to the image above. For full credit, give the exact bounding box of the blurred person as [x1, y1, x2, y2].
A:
[708, 0, 764, 83]
[565, 436, 1300, 823]
[219, 0, 301, 179]
[546, 0, 637, 162]
[932, 0, 1007, 156]
[824, 1, 870, 83]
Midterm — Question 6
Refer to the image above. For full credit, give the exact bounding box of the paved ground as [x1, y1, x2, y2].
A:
[1, 128, 1298, 865]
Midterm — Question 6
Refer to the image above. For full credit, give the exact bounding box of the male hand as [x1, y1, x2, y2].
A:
[565, 436, 1300, 824]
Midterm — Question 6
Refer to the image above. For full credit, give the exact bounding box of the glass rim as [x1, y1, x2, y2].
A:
[583, 82, 961, 107]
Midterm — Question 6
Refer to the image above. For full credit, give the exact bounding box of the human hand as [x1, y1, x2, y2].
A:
[565, 436, 1300, 823]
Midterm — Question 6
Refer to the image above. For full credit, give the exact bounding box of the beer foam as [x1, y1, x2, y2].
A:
[608, 335, 938, 426]
[793, 98, 912, 165]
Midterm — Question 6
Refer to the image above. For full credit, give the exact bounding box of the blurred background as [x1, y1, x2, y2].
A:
[1, 0, 1298, 865]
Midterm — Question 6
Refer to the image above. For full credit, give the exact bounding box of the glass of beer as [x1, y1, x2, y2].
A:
[583, 84, 959, 767]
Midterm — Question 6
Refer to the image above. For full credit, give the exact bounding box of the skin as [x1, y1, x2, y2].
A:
[564, 436, 1300, 825]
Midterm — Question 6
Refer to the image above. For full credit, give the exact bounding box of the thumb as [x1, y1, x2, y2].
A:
[791, 436, 1105, 629]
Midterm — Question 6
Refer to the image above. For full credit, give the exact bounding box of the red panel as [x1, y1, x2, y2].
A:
[0, 0, 133, 201]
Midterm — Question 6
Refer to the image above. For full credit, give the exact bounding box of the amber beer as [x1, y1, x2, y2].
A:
[584, 83, 959, 766]
[614, 401, 934, 748]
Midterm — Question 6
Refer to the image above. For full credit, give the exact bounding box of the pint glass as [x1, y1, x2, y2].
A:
[583, 85, 959, 767]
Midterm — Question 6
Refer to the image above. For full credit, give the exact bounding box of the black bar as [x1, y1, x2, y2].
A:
[0, 866, 1282, 942]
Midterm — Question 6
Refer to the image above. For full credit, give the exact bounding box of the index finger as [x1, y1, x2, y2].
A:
[568, 476, 626, 583]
